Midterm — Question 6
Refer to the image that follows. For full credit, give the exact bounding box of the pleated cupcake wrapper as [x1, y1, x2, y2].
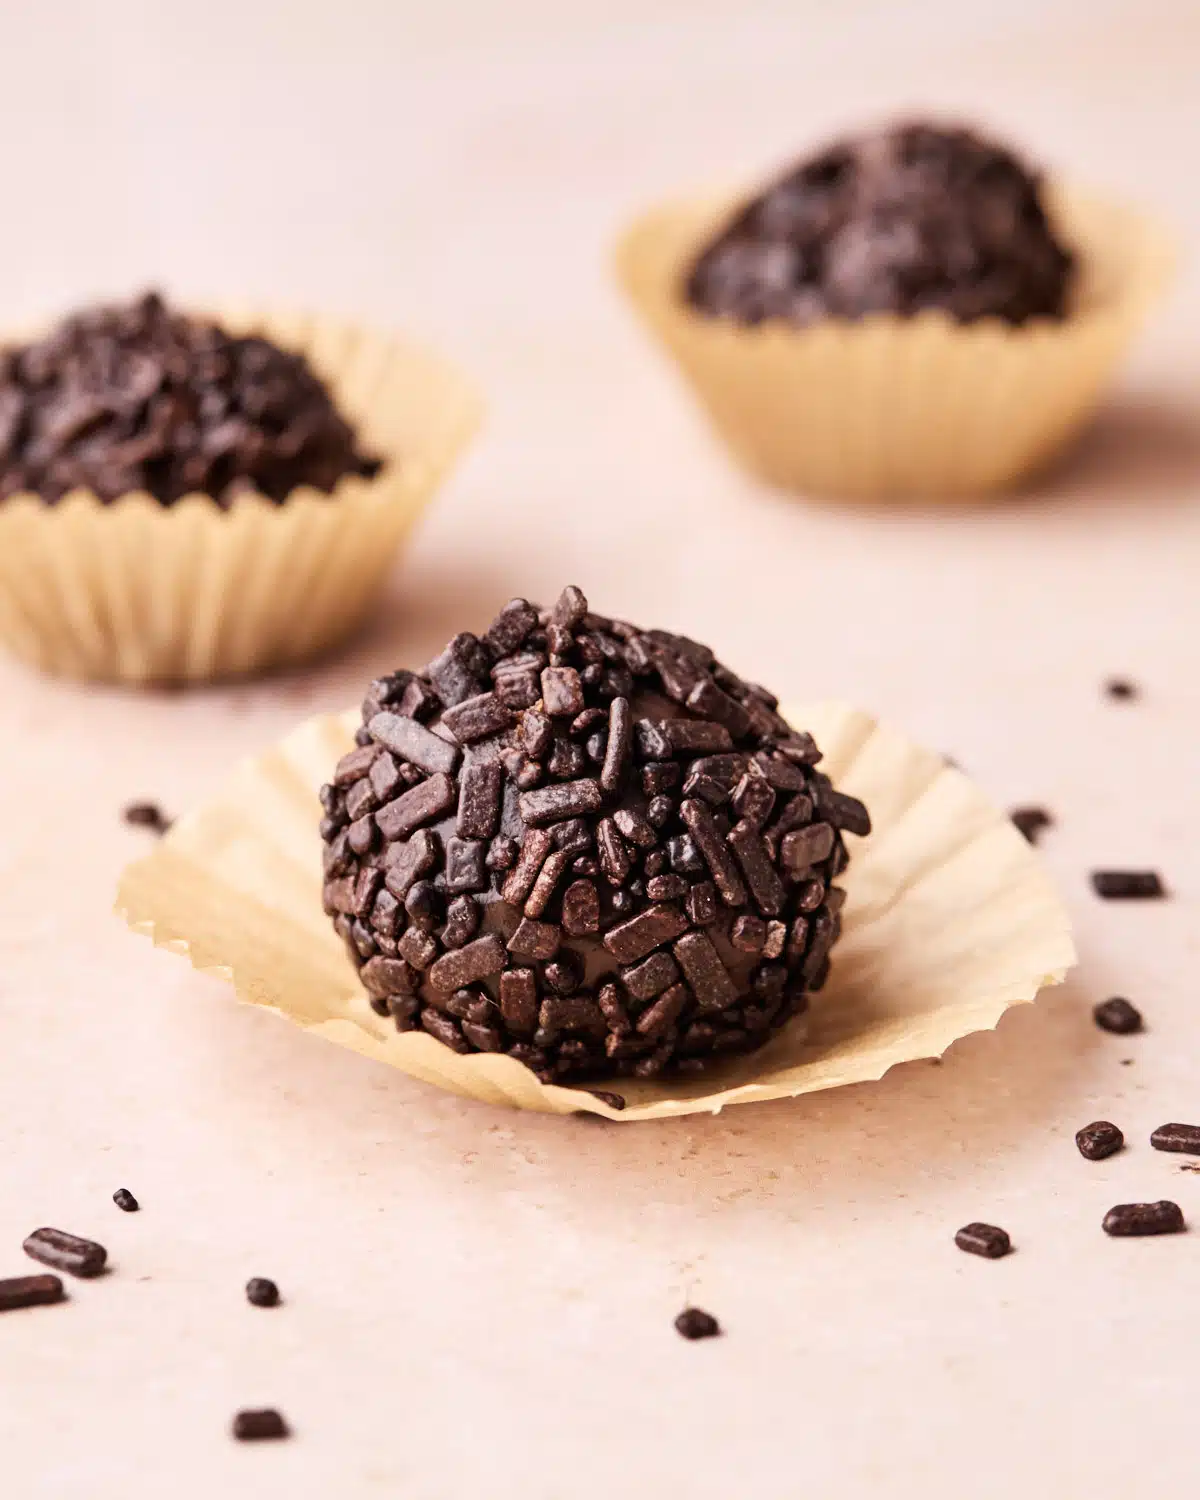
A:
[116, 701, 1075, 1121]
[0, 309, 482, 683]
[616, 184, 1174, 500]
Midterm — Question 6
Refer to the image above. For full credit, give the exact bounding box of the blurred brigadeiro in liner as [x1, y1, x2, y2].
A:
[618, 118, 1173, 500]
[0, 291, 480, 684]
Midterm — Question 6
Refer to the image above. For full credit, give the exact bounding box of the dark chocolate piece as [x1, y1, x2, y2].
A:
[588, 1091, 626, 1111]
[1076, 1121, 1124, 1161]
[112, 1188, 139, 1213]
[0, 1274, 64, 1312]
[675, 1307, 721, 1340]
[246, 1277, 280, 1307]
[1010, 806, 1052, 844]
[0, 291, 379, 507]
[1150, 1123, 1200, 1156]
[686, 122, 1072, 329]
[1091, 870, 1166, 900]
[232, 1409, 289, 1442]
[23, 1227, 107, 1278]
[1102, 1201, 1185, 1237]
[1093, 997, 1143, 1035]
[954, 1223, 1012, 1259]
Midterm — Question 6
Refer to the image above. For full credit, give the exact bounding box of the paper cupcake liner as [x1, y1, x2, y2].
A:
[116, 701, 1075, 1121]
[616, 184, 1174, 500]
[0, 308, 482, 683]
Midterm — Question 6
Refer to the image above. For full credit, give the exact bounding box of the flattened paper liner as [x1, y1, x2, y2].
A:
[617, 185, 1174, 500]
[0, 309, 482, 683]
[117, 702, 1075, 1120]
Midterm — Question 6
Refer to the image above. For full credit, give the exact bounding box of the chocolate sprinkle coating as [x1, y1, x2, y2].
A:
[686, 121, 1073, 328]
[321, 587, 866, 1084]
[0, 291, 379, 507]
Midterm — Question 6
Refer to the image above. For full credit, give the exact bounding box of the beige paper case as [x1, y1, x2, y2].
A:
[616, 185, 1174, 500]
[0, 309, 482, 684]
[117, 701, 1075, 1122]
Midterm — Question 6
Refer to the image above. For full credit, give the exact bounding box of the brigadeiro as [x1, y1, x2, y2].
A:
[617, 118, 1172, 499]
[685, 121, 1074, 328]
[0, 292, 381, 507]
[0, 292, 479, 685]
[319, 587, 870, 1084]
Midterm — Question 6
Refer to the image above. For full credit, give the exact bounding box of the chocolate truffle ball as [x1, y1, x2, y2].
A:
[686, 121, 1074, 328]
[320, 588, 870, 1084]
[0, 291, 380, 506]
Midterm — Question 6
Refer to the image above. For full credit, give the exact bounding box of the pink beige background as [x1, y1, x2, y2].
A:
[2, 1, 1199, 1496]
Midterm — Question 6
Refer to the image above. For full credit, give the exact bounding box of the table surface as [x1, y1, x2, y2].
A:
[2, 2, 1199, 1496]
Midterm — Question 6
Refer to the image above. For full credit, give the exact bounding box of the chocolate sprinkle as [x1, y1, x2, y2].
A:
[0, 291, 378, 506]
[1010, 806, 1052, 845]
[0, 1274, 65, 1312]
[1093, 997, 1143, 1034]
[232, 1409, 290, 1442]
[1150, 1123, 1200, 1156]
[112, 1188, 139, 1213]
[123, 801, 172, 836]
[246, 1277, 281, 1308]
[1091, 870, 1166, 900]
[1076, 1121, 1124, 1161]
[1102, 1201, 1185, 1237]
[675, 1307, 721, 1340]
[320, 587, 860, 1082]
[954, 1223, 1012, 1259]
[23, 1227, 107, 1278]
[1104, 677, 1139, 701]
[588, 1091, 626, 1112]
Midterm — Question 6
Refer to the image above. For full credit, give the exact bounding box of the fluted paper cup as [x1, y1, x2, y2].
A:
[116, 701, 1075, 1121]
[616, 185, 1173, 500]
[0, 309, 482, 683]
